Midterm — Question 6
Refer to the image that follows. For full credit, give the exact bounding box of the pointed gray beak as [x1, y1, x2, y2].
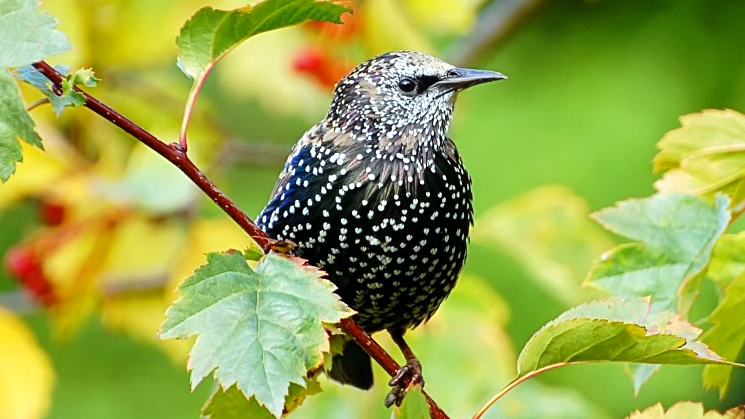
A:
[434, 68, 507, 92]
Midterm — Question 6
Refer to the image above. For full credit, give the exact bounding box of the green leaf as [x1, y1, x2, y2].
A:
[0, 0, 71, 67]
[159, 251, 353, 418]
[175, 0, 350, 149]
[705, 232, 745, 290]
[586, 193, 730, 315]
[472, 185, 612, 304]
[624, 363, 660, 396]
[15, 65, 98, 116]
[176, 0, 350, 80]
[702, 270, 745, 398]
[202, 385, 274, 419]
[202, 378, 322, 419]
[654, 109, 745, 208]
[517, 297, 740, 377]
[624, 401, 745, 419]
[392, 385, 429, 419]
[0, 67, 43, 182]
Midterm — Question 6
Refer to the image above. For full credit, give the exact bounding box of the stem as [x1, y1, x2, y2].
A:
[446, 0, 547, 67]
[31, 61, 272, 252]
[31, 60, 449, 419]
[26, 97, 50, 111]
[339, 318, 449, 419]
[472, 364, 564, 419]
[179, 64, 214, 151]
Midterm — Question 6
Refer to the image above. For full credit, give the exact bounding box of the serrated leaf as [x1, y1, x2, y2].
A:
[624, 401, 745, 419]
[176, 0, 350, 80]
[159, 251, 353, 418]
[0, 67, 43, 182]
[473, 185, 612, 304]
[392, 385, 428, 419]
[14, 65, 90, 116]
[517, 297, 740, 377]
[702, 270, 745, 398]
[175, 0, 350, 146]
[202, 378, 322, 419]
[0, 0, 71, 67]
[654, 109, 745, 207]
[586, 193, 730, 315]
[0, 307, 55, 419]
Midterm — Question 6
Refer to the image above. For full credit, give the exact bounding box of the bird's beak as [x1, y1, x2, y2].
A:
[434, 68, 507, 92]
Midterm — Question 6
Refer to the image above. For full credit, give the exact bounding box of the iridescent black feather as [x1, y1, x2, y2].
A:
[257, 51, 504, 390]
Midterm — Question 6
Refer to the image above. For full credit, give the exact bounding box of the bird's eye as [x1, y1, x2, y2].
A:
[398, 77, 417, 93]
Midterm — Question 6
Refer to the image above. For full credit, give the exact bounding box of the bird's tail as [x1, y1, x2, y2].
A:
[327, 340, 374, 390]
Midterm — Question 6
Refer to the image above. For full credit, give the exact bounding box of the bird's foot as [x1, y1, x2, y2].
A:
[384, 358, 424, 408]
[267, 238, 297, 254]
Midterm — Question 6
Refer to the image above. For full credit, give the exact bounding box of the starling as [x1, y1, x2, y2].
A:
[257, 50, 505, 404]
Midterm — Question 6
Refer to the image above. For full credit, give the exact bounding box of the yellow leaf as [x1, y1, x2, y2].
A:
[43, 217, 113, 336]
[103, 291, 193, 363]
[0, 308, 55, 419]
[403, 0, 483, 35]
[359, 0, 433, 55]
[654, 109, 745, 207]
[102, 214, 186, 285]
[0, 141, 66, 210]
[625, 401, 744, 419]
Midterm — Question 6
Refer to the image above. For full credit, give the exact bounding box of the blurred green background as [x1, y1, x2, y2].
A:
[2, 0, 745, 418]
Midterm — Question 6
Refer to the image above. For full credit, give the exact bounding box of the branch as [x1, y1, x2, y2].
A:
[32, 61, 273, 253]
[472, 365, 562, 419]
[30, 60, 449, 419]
[446, 0, 547, 67]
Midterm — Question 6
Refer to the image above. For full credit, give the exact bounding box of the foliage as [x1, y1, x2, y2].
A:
[0, 0, 744, 419]
[392, 385, 429, 419]
[517, 297, 734, 375]
[160, 251, 352, 417]
[0, 307, 54, 419]
[624, 401, 744, 419]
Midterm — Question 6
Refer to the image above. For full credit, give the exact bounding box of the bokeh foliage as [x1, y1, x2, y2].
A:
[1, 0, 745, 418]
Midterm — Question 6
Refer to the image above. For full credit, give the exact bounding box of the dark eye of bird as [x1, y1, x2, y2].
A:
[398, 77, 417, 93]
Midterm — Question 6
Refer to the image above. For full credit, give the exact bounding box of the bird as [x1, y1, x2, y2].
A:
[257, 50, 505, 405]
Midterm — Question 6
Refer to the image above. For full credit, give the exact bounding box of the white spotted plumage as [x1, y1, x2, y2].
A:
[256, 50, 505, 390]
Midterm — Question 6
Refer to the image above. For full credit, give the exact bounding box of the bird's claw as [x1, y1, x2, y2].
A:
[385, 359, 424, 408]
[267, 238, 297, 254]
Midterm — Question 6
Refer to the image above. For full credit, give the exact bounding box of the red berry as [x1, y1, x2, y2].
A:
[292, 47, 352, 90]
[4, 246, 39, 279]
[39, 201, 66, 225]
[293, 47, 325, 73]
[21, 270, 58, 307]
[4, 245, 58, 307]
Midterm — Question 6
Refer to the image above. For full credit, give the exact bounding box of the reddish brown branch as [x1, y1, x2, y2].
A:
[32, 61, 273, 253]
[30, 60, 448, 419]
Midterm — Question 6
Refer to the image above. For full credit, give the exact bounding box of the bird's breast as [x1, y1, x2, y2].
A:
[258, 141, 473, 332]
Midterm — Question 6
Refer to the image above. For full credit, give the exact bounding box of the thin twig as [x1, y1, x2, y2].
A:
[26, 97, 50, 111]
[31, 61, 273, 253]
[30, 60, 450, 419]
[472, 364, 564, 419]
[446, 0, 547, 67]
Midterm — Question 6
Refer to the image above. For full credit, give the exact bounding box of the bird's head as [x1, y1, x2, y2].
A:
[325, 51, 506, 147]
